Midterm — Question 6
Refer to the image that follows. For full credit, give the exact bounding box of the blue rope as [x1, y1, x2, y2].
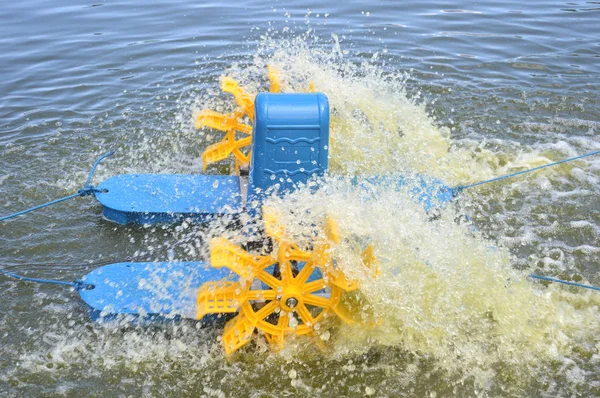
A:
[85, 151, 115, 188]
[528, 274, 600, 292]
[0, 268, 94, 290]
[0, 151, 114, 223]
[454, 149, 600, 194]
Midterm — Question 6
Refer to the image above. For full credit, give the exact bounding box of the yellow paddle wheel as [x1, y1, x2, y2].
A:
[195, 67, 282, 173]
[196, 209, 377, 355]
[195, 66, 318, 173]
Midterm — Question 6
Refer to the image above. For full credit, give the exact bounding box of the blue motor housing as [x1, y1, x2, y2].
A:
[247, 93, 329, 211]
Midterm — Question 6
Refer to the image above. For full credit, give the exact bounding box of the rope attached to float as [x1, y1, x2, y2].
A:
[528, 274, 600, 292]
[0, 268, 94, 290]
[453, 149, 600, 194]
[1, 255, 154, 271]
[450, 149, 600, 293]
[0, 151, 114, 223]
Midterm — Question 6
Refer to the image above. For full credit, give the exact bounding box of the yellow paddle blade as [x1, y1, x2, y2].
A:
[267, 65, 281, 93]
[222, 76, 255, 121]
[361, 244, 381, 276]
[323, 215, 340, 244]
[325, 266, 360, 292]
[306, 82, 316, 93]
[201, 132, 252, 170]
[233, 135, 253, 151]
[201, 137, 235, 169]
[209, 238, 266, 280]
[196, 280, 246, 319]
[196, 109, 252, 134]
[333, 299, 358, 325]
[222, 306, 257, 355]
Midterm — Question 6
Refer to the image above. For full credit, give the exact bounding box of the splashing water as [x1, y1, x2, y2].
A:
[191, 35, 600, 392]
[201, 36, 590, 185]
[262, 177, 600, 389]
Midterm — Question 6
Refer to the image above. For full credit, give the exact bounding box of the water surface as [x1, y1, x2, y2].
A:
[1, 1, 599, 396]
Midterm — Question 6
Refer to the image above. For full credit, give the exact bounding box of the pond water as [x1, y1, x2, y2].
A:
[1, 1, 599, 396]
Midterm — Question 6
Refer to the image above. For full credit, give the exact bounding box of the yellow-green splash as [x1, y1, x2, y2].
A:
[193, 37, 599, 387]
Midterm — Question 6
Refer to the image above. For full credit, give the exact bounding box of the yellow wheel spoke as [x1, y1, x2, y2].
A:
[304, 279, 327, 293]
[279, 260, 293, 284]
[295, 261, 315, 285]
[296, 304, 315, 326]
[255, 300, 278, 320]
[277, 311, 289, 327]
[277, 242, 295, 284]
[304, 294, 332, 309]
[236, 135, 252, 148]
[246, 289, 277, 301]
[257, 270, 282, 289]
[288, 247, 312, 262]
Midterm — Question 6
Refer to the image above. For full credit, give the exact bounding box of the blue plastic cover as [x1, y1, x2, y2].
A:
[247, 93, 329, 210]
[95, 174, 242, 224]
[79, 261, 232, 322]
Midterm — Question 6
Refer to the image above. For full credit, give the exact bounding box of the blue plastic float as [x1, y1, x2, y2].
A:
[80, 261, 230, 322]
